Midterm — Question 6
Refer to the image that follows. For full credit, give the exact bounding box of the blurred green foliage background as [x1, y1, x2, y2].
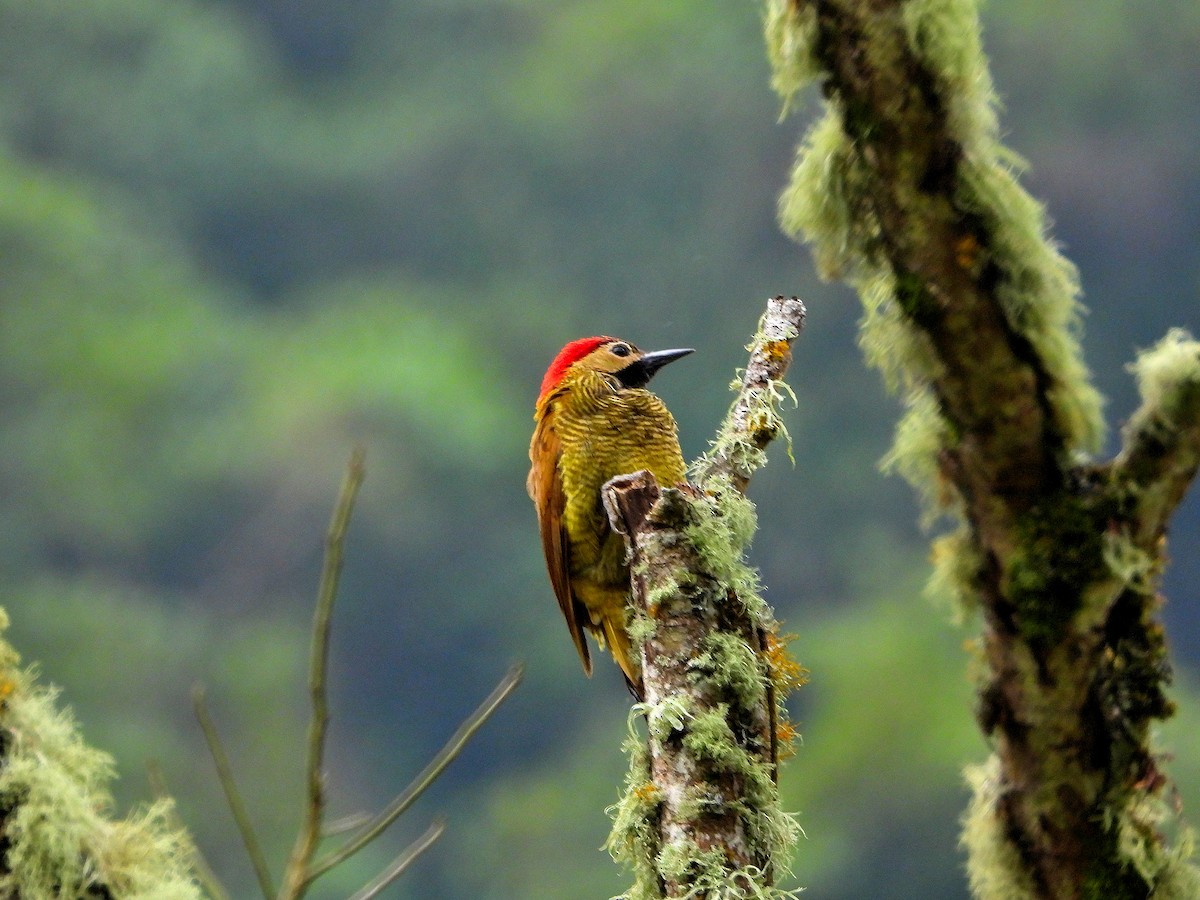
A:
[1, 1, 1197, 897]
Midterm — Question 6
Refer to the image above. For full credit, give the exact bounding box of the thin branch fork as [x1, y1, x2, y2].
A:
[193, 450, 523, 900]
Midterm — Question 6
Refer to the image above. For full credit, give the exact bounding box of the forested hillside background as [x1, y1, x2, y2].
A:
[2, 1, 1197, 897]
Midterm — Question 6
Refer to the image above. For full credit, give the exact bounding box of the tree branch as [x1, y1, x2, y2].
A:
[1112, 329, 1200, 547]
[307, 663, 523, 881]
[604, 297, 805, 898]
[694, 295, 807, 493]
[767, 0, 1200, 896]
[345, 818, 446, 900]
[192, 684, 276, 900]
[279, 446, 366, 899]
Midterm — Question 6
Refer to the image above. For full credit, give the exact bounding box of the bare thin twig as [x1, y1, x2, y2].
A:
[309, 662, 524, 880]
[279, 446, 367, 899]
[192, 684, 276, 900]
[322, 812, 374, 837]
[195, 449, 522, 898]
[346, 819, 447, 900]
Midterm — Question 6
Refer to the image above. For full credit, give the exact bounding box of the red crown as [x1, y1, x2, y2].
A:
[538, 336, 615, 399]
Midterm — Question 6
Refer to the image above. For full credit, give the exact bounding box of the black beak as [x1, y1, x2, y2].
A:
[615, 347, 694, 389]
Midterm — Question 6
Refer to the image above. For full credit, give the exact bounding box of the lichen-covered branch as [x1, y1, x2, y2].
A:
[1114, 330, 1200, 548]
[604, 298, 806, 899]
[766, 0, 1200, 897]
[0, 609, 203, 899]
[694, 295, 807, 492]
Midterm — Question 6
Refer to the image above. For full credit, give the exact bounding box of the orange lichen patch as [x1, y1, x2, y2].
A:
[632, 781, 662, 805]
[775, 719, 800, 760]
[0, 676, 15, 705]
[764, 630, 808, 693]
[758, 339, 793, 366]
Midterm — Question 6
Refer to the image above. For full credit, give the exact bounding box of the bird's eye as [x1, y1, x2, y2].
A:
[611, 343, 631, 358]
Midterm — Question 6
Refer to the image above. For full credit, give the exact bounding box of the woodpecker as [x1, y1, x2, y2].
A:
[528, 336, 692, 694]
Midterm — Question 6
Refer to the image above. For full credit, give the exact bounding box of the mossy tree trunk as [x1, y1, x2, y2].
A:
[766, 1, 1200, 898]
[604, 297, 807, 899]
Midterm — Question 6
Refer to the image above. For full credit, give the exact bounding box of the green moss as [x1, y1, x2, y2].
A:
[680, 485, 769, 624]
[682, 707, 743, 770]
[893, 269, 942, 328]
[1004, 490, 1108, 643]
[628, 608, 658, 646]
[0, 608, 201, 899]
[691, 632, 767, 709]
[683, 709, 775, 807]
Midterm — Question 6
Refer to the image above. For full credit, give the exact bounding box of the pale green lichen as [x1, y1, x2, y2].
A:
[963, 756, 1200, 899]
[1114, 794, 1200, 899]
[858, 271, 944, 394]
[961, 757, 1041, 900]
[926, 525, 984, 619]
[900, 0, 999, 153]
[905, 0, 1105, 457]
[696, 378, 796, 486]
[777, 106, 863, 281]
[763, 0, 821, 114]
[957, 158, 1105, 454]
[647, 695, 694, 743]
[0, 608, 202, 899]
[1101, 528, 1158, 595]
[691, 632, 766, 709]
[606, 712, 663, 900]
[1127, 329, 1200, 437]
[880, 390, 956, 526]
[656, 840, 801, 900]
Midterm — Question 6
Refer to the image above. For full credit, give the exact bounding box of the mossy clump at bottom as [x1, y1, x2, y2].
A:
[0, 607, 201, 900]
